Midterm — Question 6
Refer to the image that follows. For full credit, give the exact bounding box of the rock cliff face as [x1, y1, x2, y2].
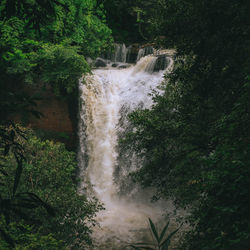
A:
[14, 85, 77, 151]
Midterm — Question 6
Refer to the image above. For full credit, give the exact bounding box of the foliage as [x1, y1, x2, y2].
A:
[0, 217, 64, 250]
[123, 0, 250, 249]
[102, 0, 169, 43]
[0, 123, 55, 247]
[1, 127, 102, 248]
[37, 43, 90, 95]
[129, 218, 180, 250]
[0, 0, 66, 33]
[102, 0, 138, 43]
[40, 0, 113, 57]
[0, 0, 112, 101]
[0, 0, 111, 247]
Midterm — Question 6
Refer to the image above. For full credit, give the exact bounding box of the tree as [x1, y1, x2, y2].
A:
[123, 0, 250, 249]
[0, 0, 112, 246]
[1, 127, 102, 248]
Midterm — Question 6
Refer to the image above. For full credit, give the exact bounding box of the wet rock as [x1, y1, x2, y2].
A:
[11, 84, 77, 150]
[126, 44, 140, 63]
[136, 46, 154, 62]
[118, 64, 131, 69]
[95, 58, 107, 67]
[153, 55, 170, 72]
[143, 46, 154, 55]
[86, 57, 93, 65]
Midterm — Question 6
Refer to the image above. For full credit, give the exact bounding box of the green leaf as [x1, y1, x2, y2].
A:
[159, 221, 170, 243]
[0, 168, 8, 176]
[160, 228, 180, 248]
[149, 218, 159, 243]
[0, 228, 15, 247]
[162, 243, 169, 250]
[17, 192, 55, 216]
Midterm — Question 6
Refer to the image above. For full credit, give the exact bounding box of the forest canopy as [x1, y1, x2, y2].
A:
[121, 0, 250, 249]
[0, 0, 111, 248]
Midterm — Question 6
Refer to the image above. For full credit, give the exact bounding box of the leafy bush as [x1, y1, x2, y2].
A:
[1, 127, 102, 248]
[123, 1, 250, 249]
[0, 0, 112, 102]
[0, 218, 64, 250]
[38, 43, 90, 95]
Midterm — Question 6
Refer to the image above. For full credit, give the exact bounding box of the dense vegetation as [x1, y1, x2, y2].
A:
[1, 0, 249, 249]
[123, 0, 250, 249]
[0, 0, 111, 248]
[0, 0, 112, 103]
[0, 126, 102, 249]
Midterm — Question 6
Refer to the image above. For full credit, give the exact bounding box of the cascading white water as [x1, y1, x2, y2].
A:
[112, 43, 128, 63]
[136, 46, 154, 62]
[78, 54, 175, 249]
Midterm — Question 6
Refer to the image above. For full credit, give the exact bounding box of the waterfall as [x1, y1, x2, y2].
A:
[78, 50, 175, 249]
[112, 43, 128, 63]
[136, 46, 154, 62]
[132, 55, 158, 74]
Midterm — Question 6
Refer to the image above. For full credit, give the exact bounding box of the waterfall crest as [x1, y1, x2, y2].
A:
[136, 46, 154, 62]
[101, 43, 175, 66]
[78, 48, 175, 249]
